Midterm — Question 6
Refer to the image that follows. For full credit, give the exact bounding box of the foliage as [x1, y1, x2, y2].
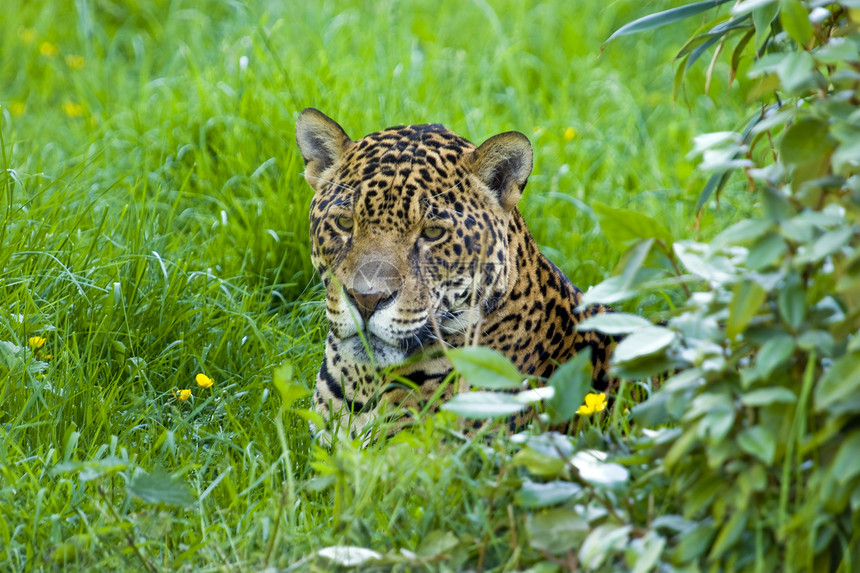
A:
[616, 1, 860, 569]
[446, 0, 860, 570]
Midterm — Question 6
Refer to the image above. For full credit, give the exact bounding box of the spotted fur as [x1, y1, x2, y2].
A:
[296, 108, 613, 439]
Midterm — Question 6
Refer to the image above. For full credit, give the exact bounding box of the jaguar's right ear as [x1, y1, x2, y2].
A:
[295, 108, 353, 191]
[470, 131, 533, 212]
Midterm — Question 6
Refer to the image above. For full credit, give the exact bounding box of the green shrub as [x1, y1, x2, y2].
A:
[436, 1, 860, 570]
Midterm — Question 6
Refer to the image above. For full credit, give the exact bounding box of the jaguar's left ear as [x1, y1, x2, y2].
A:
[295, 108, 353, 192]
[471, 131, 533, 212]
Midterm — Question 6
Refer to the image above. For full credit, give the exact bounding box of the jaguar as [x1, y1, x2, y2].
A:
[295, 108, 613, 439]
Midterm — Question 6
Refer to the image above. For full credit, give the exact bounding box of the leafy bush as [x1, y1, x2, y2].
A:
[427, 1, 860, 570]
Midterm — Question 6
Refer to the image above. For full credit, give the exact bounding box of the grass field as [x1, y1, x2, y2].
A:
[0, 0, 756, 569]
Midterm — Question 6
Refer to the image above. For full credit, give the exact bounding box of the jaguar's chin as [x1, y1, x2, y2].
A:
[339, 333, 408, 368]
[337, 324, 442, 368]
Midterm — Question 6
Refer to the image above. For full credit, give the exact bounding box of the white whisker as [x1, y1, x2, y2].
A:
[305, 173, 359, 194]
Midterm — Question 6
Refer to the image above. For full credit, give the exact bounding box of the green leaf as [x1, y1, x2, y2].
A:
[316, 546, 382, 567]
[580, 245, 654, 351]
[738, 425, 776, 464]
[632, 391, 672, 426]
[778, 272, 806, 330]
[696, 170, 731, 213]
[661, 368, 706, 393]
[570, 449, 629, 486]
[665, 428, 699, 472]
[593, 202, 672, 252]
[127, 470, 195, 507]
[579, 524, 632, 570]
[676, 19, 729, 60]
[296, 408, 326, 431]
[605, 0, 733, 44]
[416, 530, 460, 559]
[831, 431, 860, 486]
[577, 312, 652, 335]
[779, 0, 814, 47]
[731, 29, 755, 83]
[527, 508, 589, 553]
[52, 457, 130, 481]
[797, 226, 854, 264]
[797, 330, 835, 356]
[687, 14, 754, 70]
[755, 333, 795, 379]
[519, 432, 574, 459]
[613, 354, 677, 381]
[580, 274, 639, 307]
[685, 32, 727, 71]
[683, 475, 725, 516]
[515, 479, 582, 508]
[831, 130, 860, 175]
[674, 52, 690, 102]
[732, 0, 777, 17]
[849, 331, 860, 354]
[513, 447, 567, 478]
[741, 387, 797, 406]
[448, 347, 523, 389]
[738, 463, 768, 497]
[545, 349, 592, 425]
[671, 521, 716, 563]
[746, 232, 788, 270]
[815, 352, 860, 412]
[690, 393, 735, 442]
[632, 531, 667, 573]
[618, 237, 656, 287]
[776, 50, 816, 93]
[726, 280, 767, 340]
[750, 108, 794, 136]
[751, 2, 779, 48]
[712, 218, 772, 249]
[440, 391, 526, 418]
[674, 241, 736, 284]
[780, 118, 832, 167]
[613, 326, 676, 364]
[816, 37, 860, 64]
[708, 509, 750, 560]
[272, 361, 310, 410]
[762, 186, 793, 222]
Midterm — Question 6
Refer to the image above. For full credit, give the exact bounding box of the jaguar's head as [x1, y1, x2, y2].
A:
[296, 108, 533, 368]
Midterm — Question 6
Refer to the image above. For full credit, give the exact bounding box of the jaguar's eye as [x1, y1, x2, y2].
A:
[421, 226, 445, 241]
[335, 216, 354, 232]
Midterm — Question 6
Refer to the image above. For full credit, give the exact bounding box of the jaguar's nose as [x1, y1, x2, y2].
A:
[345, 289, 397, 321]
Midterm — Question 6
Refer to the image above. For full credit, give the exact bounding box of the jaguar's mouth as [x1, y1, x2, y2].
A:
[339, 325, 440, 367]
[400, 323, 438, 357]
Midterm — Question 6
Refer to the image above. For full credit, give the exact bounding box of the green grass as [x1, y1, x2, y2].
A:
[0, 0, 755, 569]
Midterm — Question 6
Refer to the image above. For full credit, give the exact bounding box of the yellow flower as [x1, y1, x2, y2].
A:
[10, 101, 26, 116]
[64, 54, 85, 70]
[196, 373, 214, 389]
[40, 42, 58, 57]
[174, 389, 192, 401]
[576, 392, 607, 416]
[62, 101, 84, 118]
[563, 127, 576, 141]
[18, 28, 35, 44]
[28, 336, 47, 350]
